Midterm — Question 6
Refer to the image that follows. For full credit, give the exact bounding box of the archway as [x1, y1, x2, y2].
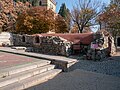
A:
[117, 37, 120, 47]
[22, 36, 25, 42]
[35, 36, 40, 43]
[39, 1, 42, 6]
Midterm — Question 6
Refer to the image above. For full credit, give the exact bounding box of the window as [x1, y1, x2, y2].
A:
[35, 36, 40, 43]
[32, 1, 34, 6]
[39, 1, 42, 6]
[50, 4, 53, 9]
[22, 36, 25, 42]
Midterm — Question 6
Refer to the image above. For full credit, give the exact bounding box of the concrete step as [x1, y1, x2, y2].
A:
[0, 60, 51, 78]
[0, 47, 78, 71]
[0, 69, 62, 90]
[11, 47, 27, 50]
[0, 65, 55, 88]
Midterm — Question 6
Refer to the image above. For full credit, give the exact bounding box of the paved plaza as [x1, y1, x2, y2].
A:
[28, 69, 120, 90]
[0, 52, 40, 69]
[28, 48, 120, 90]
[0, 47, 119, 90]
[70, 48, 120, 77]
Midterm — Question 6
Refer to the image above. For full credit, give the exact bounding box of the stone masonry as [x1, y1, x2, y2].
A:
[12, 31, 116, 58]
[86, 30, 116, 60]
[13, 34, 72, 56]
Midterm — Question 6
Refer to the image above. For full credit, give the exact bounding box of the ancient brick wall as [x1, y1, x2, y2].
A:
[12, 34, 34, 47]
[32, 36, 72, 56]
[12, 34, 72, 56]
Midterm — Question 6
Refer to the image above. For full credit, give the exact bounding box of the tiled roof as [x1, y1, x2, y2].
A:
[50, 0, 56, 5]
[33, 33, 94, 45]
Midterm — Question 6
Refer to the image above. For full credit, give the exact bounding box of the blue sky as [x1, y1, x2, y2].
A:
[55, 0, 110, 32]
[56, 0, 110, 12]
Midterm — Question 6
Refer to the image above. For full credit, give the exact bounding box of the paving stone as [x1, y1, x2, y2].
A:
[0, 65, 55, 87]
[27, 69, 120, 90]
[0, 69, 62, 90]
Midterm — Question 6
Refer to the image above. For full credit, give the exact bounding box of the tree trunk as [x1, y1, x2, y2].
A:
[77, 24, 83, 33]
[80, 27, 83, 33]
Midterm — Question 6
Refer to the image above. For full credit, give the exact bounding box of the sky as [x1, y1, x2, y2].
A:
[55, 0, 110, 32]
[55, 0, 110, 12]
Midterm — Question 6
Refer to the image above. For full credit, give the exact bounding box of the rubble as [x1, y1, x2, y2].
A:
[86, 30, 116, 60]
[33, 36, 72, 56]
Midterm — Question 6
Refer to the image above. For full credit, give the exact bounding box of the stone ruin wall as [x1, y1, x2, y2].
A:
[12, 34, 72, 56]
[86, 30, 116, 60]
[99, 30, 116, 56]
[12, 34, 34, 47]
[12, 31, 116, 58]
[33, 36, 72, 56]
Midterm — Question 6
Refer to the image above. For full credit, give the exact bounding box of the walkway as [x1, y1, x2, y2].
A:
[0, 47, 77, 64]
[70, 47, 120, 77]
[28, 69, 120, 90]
[0, 52, 40, 69]
[0, 47, 119, 90]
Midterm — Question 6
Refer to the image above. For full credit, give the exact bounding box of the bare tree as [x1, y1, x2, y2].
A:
[71, 0, 101, 33]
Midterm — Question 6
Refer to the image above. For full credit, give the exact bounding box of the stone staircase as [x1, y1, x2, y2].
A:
[0, 60, 62, 90]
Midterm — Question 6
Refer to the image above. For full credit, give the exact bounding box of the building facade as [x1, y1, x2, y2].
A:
[13, 0, 56, 12]
[31, 0, 56, 12]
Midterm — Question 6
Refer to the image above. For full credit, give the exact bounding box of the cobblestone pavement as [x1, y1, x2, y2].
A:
[28, 69, 120, 90]
[0, 52, 39, 69]
[28, 48, 120, 90]
[0, 47, 119, 90]
[70, 49, 120, 77]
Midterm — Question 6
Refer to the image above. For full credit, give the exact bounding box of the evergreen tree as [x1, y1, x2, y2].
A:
[58, 3, 67, 19]
[58, 3, 71, 31]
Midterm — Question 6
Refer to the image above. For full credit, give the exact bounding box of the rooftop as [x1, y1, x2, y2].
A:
[33, 33, 94, 44]
[50, 0, 57, 5]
